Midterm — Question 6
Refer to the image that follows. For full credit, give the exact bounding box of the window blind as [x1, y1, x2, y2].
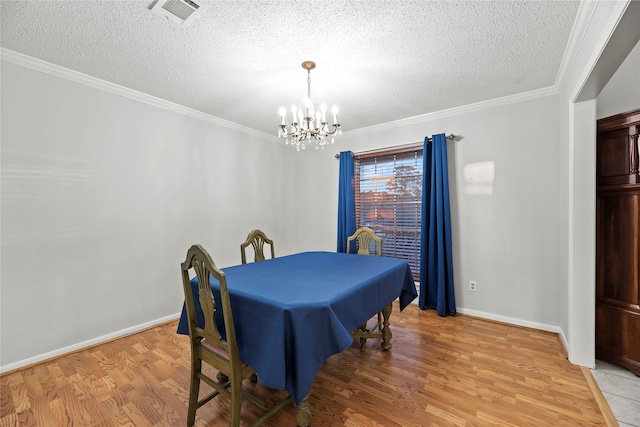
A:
[355, 148, 422, 277]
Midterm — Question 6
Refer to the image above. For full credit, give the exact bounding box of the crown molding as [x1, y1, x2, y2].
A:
[554, 0, 599, 93]
[342, 85, 559, 138]
[2, 15, 587, 144]
[0, 48, 276, 143]
[342, 2, 599, 140]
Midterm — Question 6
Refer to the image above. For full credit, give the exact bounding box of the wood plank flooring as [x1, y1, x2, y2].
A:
[1, 303, 609, 426]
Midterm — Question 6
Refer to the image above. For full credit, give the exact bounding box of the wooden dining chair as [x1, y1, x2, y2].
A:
[180, 244, 292, 427]
[347, 226, 382, 256]
[240, 229, 275, 264]
[347, 227, 384, 350]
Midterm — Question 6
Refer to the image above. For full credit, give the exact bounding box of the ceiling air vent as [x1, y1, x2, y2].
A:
[149, 0, 206, 25]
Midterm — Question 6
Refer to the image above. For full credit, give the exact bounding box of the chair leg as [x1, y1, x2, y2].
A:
[359, 322, 367, 350]
[229, 375, 243, 427]
[187, 361, 201, 427]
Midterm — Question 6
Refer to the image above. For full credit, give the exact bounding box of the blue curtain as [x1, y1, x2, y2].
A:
[419, 134, 456, 316]
[337, 151, 356, 253]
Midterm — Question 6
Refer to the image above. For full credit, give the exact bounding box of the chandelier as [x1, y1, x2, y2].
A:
[278, 61, 341, 150]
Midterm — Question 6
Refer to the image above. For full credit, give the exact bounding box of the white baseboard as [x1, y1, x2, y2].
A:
[1, 307, 572, 374]
[455, 307, 563, 334]
[0, 313, 181, 374]
[401, 294, 571, 357]
[409, 294, 561, 333]
[557, 328, 570, 357]
[455, 307, 572, 363]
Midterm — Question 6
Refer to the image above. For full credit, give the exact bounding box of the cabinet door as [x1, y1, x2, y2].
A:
[597, 126, 639, 186]
[596, 189, 640, 375]
[595, 304, 640, 375]
[596, 190, 640, 307]
[596, 110, 640, 375]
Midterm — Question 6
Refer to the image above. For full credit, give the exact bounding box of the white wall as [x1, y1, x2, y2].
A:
[560, 0, 637, 367]
[597, 38, 640, 119]
[2, 0, 636, 373]
[293, 94, 566, 330]
[290, 1, 638, 366]
[0, 59, 297, 369]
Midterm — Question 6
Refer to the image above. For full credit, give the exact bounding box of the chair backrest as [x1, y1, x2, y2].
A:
[180, 244, 242, 368]
[240, 229, 275, 264]
[347, 226, 382, 256]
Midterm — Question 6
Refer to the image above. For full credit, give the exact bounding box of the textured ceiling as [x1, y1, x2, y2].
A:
[1, 0, 580, 138]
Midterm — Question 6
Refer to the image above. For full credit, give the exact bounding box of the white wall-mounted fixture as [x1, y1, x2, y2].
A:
[149, 0, 206, 25]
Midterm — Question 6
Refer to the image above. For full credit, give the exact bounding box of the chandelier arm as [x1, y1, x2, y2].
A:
[323, 124, 341, 136]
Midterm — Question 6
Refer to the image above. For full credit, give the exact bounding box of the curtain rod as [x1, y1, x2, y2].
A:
[334, 134, 456, 159]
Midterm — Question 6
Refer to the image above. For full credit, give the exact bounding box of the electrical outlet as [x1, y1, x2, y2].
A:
[469, 280, 477, 292]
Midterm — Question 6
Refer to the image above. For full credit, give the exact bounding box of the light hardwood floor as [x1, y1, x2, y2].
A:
[1, 303, 611, 426]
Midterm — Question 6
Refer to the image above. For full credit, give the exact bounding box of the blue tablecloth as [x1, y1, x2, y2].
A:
[176, 251, 416, 404]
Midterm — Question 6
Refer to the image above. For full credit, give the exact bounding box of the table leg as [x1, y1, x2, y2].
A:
[296, 395, 311, 427]
[381, 303, 393, 351]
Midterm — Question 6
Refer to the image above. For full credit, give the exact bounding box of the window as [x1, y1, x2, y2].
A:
[355, 147, 422, 277]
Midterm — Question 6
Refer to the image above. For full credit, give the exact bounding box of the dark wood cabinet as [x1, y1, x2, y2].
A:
[597, 111, 640, 186]
[596, 109, 640, 376]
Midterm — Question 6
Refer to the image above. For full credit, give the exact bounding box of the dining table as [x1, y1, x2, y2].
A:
[176, 250, 417, 426]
